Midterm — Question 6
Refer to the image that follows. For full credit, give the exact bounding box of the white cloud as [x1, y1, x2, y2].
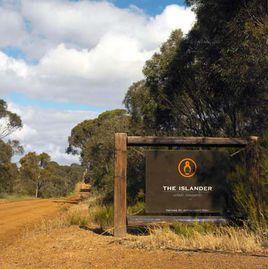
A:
[146, 5, 196, 44]
[0, 51, 30, 96]
[10, 124, 37, 140]
[18, 1, 195, 59]
[0, 5, 25, 47]
[0, 51, 28, 77]
[0, 2, 196, 107]
[29, 36, 153, 106]
[8, 102, 98, 164]
[0, 0, 196, 164]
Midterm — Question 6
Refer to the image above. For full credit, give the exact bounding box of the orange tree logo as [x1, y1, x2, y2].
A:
[178, 158, 197, 178]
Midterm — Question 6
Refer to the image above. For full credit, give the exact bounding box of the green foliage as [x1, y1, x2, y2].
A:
[0, 139, 13, 164]
[68, 109, 147, 202]
[124, 81, 157, 135]
[125, 1, 267, 137]
[172, 222, 216, 237]
[0, 99, 24, 193]
[38, 163, 83, 198]
[124, 30, 184, 135]
[19, 152, 84, 198]
[0, 98, 82, 199]
[0, 140, 19, 193]
[227, 138, 268, 228]
[0, 162, 18, 194]
[19, 152, 51, 197]
[68, 109, 143, 202]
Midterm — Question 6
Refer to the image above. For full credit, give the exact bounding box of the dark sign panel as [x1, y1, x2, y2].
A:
[146, 150, 230, 214]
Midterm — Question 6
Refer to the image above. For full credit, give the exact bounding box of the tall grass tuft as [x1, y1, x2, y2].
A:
[127, 201, 145, 215]
[172, 222, 216, 237]
[91, 205, 114, 228]
[86, 194, 114, 229]
[65, 202, 90, 226]
[121, 224, 267, 253]
[66, 209, 89, 226]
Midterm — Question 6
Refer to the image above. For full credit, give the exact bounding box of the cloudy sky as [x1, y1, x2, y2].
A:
[0, 0, 195, 164]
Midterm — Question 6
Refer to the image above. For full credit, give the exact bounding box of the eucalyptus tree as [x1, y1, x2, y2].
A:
[124, 0, 267, 137]
[19, 152, 51, 198]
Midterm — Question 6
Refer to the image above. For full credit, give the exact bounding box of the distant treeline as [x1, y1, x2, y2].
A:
[0, 99, 83, 198]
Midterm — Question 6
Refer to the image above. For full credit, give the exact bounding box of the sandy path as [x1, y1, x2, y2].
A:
[0, 198, 67, 247]
[0, 199, 267, 269]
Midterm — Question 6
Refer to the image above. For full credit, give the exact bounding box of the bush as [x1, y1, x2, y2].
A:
[227, 135, 268, 229]
[87, 199, 144, 229]
[91, 205, 114, 229]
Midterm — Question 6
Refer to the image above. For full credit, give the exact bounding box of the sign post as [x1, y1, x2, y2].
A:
[113, 134, 256, 237]
[114, 133, 127, 237]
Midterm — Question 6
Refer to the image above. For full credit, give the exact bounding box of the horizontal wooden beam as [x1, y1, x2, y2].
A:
[127, 215, 228, 226]
[127, 136, 253, 147]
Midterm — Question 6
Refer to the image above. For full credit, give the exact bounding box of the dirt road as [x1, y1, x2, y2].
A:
[0, 198, 68, 247]
[0, 199, 267, 269]
[1, 226, 267, 269]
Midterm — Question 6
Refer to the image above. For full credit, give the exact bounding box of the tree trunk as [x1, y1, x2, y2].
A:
[35, 183, 39, 198]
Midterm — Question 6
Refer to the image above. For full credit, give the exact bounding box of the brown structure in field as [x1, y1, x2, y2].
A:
[79, 183, 90, 198]
[114, 133, 258, 237]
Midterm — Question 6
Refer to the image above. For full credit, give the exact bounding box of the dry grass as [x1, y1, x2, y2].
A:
[86, 194, 114, 229]
[65, 201, 90, 226]
[20, 196, 267, 255]
[84, 194, 267, 254]
[121, 225, 267, 254]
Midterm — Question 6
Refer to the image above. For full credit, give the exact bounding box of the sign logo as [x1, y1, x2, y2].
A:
[178, 158, 197, 178]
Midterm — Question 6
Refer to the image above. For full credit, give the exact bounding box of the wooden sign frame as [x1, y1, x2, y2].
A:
[114, 133, 258, 237]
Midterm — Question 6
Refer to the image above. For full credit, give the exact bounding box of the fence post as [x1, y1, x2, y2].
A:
[114, 133, 127, 237]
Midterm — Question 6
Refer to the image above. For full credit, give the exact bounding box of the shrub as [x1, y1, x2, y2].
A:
[227, 135, 268, 229]
[91, 204, 114, 229]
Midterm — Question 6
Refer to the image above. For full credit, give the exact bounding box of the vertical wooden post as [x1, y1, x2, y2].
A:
[114, 133, 127, 237]
[246, 136, 261, 218]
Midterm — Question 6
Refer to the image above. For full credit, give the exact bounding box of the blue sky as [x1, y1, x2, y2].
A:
[110, 0, 186, 15]
[69, 0, 186, 15]
[5, 92, 104, 112]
